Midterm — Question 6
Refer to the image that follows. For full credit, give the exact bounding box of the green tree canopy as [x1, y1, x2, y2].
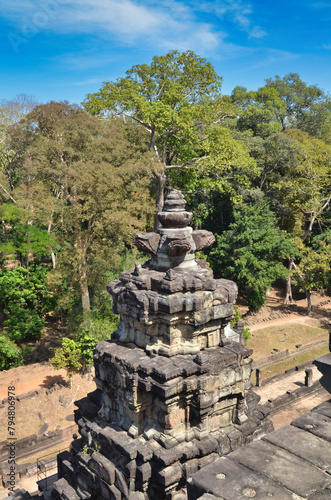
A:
[7, 102, 154, 310]
[0, 265, 53, 342]
[292, 237, 331, 314]
[0, 335, 23, 370]
[208, 201, 296, 311]
[50, 337, 82, 387]
[232, 74, 331, 139]
[83, 50, 254, 223]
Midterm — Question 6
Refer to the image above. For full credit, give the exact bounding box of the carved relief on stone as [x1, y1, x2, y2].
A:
[192, 230, 216, 251]
[134, 232, 160, 256]
[166, 237, 191, 256]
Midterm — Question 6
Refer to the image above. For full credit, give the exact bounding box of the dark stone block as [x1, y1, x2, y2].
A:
[263, 425, 331, 470]
[17, 391, 35, 402]
[182, 458, 199, 479]
[229, 440, 330, 498]
[136, 443, 154, 463]
[101, 482, 121, 499]
[74, 397, 100, 420]
[61, 460, 76, 487]
[198, 453, 219, 470]
[180, 442, 200, 461]
[136, 462, 151, 483]
[153, 447, 182, 466]
[196, 438, 218, 457]
[52, 478, 80, 500]
[114, 468, 130, 497]
[156, 462, 182, 488]
[291, 412, 331, 442]
[89, 453, 115, 485]
[124, 459, 137, 479]
[227, 428, 243, 451]
[312, 406, 331, 419]
[87, 389, 103, 406]
[187, 456, 297, 500]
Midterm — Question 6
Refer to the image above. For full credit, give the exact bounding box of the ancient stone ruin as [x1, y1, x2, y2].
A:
[52, 190, 273, 499]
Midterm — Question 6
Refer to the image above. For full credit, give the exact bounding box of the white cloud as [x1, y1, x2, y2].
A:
[1, 0, 224, 53]
[1, 0, 267, 57]
[199, 0, 267, 39]
[249, 49, 297, 69]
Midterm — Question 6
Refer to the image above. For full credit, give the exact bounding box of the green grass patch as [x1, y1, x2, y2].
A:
[247, 323, 328, 361]
[253, 344, 330, 382]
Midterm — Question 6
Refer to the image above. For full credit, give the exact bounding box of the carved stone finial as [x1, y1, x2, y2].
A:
[163, 190, 186, 212]
[158, 190, 193, 228]
[167, 238, 191, 257]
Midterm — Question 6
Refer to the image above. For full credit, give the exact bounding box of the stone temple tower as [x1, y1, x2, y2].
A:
[52, 191, 273, 500]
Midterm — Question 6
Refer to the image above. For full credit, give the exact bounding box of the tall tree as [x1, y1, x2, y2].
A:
[292, 237, 331, 314]
[8, 103, 154, 310]
[232, 74, 331, 139]
[264, 73, 329, 133]
[83, 50, 252, 225]
[0, 95, 37, 198]
[208, 200, 296, 312]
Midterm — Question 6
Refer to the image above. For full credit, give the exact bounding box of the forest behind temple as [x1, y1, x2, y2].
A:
[0, 51, 330, 372]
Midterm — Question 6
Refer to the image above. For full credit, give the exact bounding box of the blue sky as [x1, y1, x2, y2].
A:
[1, 0, 331, 105]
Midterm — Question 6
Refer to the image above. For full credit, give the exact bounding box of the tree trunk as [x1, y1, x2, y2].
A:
[153, 170, 166, 230]
[79, 255, 90, 311]
[25, 252, 30, 273]
[50, 251, 56, 269]
[284, 259, 294, 304]
[48, 211, 56, 269]
[306, 290, 312, 315]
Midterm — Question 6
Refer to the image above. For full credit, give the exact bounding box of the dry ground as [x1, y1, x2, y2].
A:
[0, 368, 96, 442]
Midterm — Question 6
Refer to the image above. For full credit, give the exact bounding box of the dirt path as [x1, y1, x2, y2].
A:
[0, 363, 68, 400]
[249, 315, 322, 332]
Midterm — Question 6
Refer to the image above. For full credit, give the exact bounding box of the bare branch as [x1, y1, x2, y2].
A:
[116, 111, 152, 131]
[165, 155, 210, 170]
[0, 183, 16, 203]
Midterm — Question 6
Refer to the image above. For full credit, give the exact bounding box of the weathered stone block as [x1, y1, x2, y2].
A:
[291, 412, 331, 442]
[230, 440, 331, 498]
[153, 446, 182, 467]
[187, 456, 298, 500]
[89, 452, 115, 485]
[136, 461, 152, 483]
[157, 462, 182, 488]
[52, 478, 81, 500]
[263, 425, 331, 470]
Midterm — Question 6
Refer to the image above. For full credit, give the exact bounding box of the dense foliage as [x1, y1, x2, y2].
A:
[208, 202, 296, 311]
[0, 55, 330, 370]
